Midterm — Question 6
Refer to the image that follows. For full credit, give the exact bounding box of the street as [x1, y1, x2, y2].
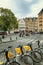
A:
[0, 34, 43, 65]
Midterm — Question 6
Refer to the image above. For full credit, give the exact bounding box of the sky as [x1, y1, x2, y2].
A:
[0, 0, 43, 19]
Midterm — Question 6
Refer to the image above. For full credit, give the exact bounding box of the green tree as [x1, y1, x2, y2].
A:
[0, 7, 18, 31]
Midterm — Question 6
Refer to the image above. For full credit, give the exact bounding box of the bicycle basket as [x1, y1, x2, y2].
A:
[23, 45, 31, 51]
[15, 48, 22, 55]
[8, 51, 14, 59]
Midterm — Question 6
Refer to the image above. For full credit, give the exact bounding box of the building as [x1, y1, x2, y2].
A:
[24, 18, 33, 32]
[18, 9, 43, 33]
[38, 9, 43, 32]
[18, 19, 25, 32]
[32, 18, 38, 32]
[24, 17, 38, 32]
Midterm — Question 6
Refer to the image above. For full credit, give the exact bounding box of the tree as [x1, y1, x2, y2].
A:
[0, 7, 18, 31]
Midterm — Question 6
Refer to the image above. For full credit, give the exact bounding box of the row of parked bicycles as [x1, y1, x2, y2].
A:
[0, 40, 43, 65]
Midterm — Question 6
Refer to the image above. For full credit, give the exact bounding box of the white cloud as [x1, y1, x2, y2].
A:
[27, 0, 43, 17]
[25, 0, 32, 3]
[0, 0, 43, 19]
[0, 0, 12, 9]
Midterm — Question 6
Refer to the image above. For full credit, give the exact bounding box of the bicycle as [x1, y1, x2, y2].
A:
[0, 46, 20, 65]
[21, 42, 42, 64]
[15, 45, 33, 65]
[29, 43, 42, 63]
[34, 40, 43, 60]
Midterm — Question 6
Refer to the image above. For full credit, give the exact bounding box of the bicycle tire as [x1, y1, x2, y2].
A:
[40, 48, 43, 53]
[9, 61, 20, 65]
[31, 51, 42, 63]
[21, 55, 33, 65]
[39, 48, 43, 59]
[34, 47, 43, 59]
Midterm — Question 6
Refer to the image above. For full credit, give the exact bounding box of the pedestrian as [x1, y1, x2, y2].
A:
[38, 40, 40, 47]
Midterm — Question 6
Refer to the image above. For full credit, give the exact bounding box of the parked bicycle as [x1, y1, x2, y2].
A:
[15, 45, 33, 65]
[0, 46, 20, 65]
[34, 40, 43, 60]
[16, 42, 42, 65]
[30, 43, 42, 62]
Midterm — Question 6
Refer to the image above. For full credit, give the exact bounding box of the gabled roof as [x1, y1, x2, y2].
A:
[38, 9, 43, 15]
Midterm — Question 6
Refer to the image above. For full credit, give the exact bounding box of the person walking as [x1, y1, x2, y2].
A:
[38, 40, 40, 48]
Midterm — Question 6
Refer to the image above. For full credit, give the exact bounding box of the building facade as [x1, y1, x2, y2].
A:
[32, 18, 38, 32]
[38, 9, 43, 32]
[18, 19, 25, 32]
[18, 9, 43, 33]
[24, 17, 38, 32]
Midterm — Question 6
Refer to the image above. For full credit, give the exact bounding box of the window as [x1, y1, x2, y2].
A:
[39, 29, 42, 32]
[39, 24, 42, 26]
[39, 21, 42, 22]
[39, 17, 42, 19]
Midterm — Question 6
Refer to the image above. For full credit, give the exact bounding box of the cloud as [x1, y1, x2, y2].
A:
[12, 0, 31, 15]
[25, 0, 32, 3]
[28, 0, 43, 17]
[0, 0, 43, 19]
[0, 0, 12, 9]
[11, 0, 39, 18]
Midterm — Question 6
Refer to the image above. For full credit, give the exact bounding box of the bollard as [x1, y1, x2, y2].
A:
[16, 37, 17, 40]
[10, 37, 12, 41]
[0, 37, 2, 44]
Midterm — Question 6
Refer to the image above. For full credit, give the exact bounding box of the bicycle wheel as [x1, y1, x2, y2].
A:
[40, 48, 43, 58]
[31, 51, 42, 63]
[10, 61, 20, 65]
[21, 55, 33, 65]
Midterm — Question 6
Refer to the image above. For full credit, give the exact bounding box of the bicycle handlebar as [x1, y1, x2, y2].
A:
[8, 46, 13, 48]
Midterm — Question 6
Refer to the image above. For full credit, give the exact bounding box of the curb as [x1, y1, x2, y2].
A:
[2, 40, 16, 43]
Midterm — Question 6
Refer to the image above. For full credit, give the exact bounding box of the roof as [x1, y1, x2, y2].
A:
[38, 9, 43, 15]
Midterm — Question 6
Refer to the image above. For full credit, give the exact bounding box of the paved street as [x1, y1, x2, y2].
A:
[0, 34, 43, 65]
[1, 34, 43, 49]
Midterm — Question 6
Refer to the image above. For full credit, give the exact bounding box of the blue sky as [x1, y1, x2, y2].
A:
[0, 0, 43, 19]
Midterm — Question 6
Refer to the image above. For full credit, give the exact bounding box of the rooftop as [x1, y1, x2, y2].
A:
[38, 9, 43, 15]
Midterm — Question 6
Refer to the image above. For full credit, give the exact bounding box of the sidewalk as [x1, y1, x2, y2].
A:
[1, 37, 16, 43]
